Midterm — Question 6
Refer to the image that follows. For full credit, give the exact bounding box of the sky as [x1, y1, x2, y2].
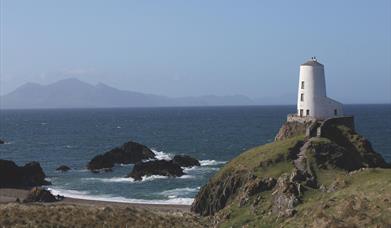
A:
[0, 0, 390, 103]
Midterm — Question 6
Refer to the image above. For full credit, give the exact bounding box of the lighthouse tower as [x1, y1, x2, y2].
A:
[296, 57, 343, 120]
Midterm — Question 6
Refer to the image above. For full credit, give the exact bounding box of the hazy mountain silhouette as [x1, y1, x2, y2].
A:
[0, 78, 263, 109]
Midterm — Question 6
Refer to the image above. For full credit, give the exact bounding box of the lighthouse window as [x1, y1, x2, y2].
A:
[300, 109, 303, 117]
[301, 81, 304, 89]
[306, 110, 310, 116]
[300, 93, 304, 101]
[334, 109, 338, 116]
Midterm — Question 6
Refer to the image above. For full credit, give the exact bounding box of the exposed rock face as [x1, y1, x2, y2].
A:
[172, 155, 200, 167]
[318, 125, 389, 169]
[0, 160, 50, 188]
[244, 177, 276, 197]
[274, 121, 312, 141]
[239, 176, 277, 207]
[87, 141, 155, 171]
[127, 160, 184, 181]
[23, 187, 58, 203]
[272, 174, 301, 217]
[191, 170, 249, 216]
[0, 139, 4, 144]
[56, 165, 71, 172]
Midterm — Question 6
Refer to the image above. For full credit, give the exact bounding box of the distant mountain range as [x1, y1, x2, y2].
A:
[0, 78, 294, 109]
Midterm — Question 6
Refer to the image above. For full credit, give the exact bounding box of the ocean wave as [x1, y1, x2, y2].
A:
[47, 187, 194, 205]
[183, 166, 219, 173]
[178, 175, 195, 179]
[159, 187, 200, 197]
[141, 175, 169, 181]
[45, 177, 57, 182]
[150, 149, 226, 168]
[118, 163, 133, 167]
[151, 149, 173, 160]
[73, 169, 88, 172]
[82, 177, 135, 183]
[199, 160, 227, 166]
[82, 174, 193, 183]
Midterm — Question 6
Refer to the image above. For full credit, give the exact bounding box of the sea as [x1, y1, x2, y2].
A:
[0, 105, 390, 205]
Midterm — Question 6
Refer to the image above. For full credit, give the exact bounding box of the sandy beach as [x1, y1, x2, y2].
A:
[0, 188, 190, 212]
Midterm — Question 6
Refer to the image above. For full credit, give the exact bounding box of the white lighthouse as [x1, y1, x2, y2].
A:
[295, 57, 343, 120]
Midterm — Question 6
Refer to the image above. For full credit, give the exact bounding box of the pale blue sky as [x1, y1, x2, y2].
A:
[1, 0, 390, 103]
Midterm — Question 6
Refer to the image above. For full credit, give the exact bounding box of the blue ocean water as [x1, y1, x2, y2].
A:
[0, 105, 390, 204]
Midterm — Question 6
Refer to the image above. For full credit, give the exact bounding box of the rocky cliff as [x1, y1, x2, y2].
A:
[191, 119, 390, 227]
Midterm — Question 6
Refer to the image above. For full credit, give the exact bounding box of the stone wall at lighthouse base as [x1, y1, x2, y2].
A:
[284, 114, 355, 139]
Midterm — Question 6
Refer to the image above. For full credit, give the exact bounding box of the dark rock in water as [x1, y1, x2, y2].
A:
[0, 139, 4, 144]
[127, 160, 184, 181]
[0, 160, 50, 188]
[56, 165, 71, 172]
[23, 187, 58, 203]
[88, 154, 114, 171]
[87, 141, 155, 172]
[172, 155, 200, 167]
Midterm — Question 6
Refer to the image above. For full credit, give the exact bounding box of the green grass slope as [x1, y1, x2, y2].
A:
[192, 123, 391, 227]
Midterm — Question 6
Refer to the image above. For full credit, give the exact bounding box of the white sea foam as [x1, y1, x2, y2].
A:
[159, 187, 200, 197]
[118, 163, 133, 167]
[150, 149, 225, 168]
[183, 166, 220, 172]
[199, 160, 227, 166]
[178, 175, 195, 179]
[47, 187, 194, 205]
[141, 175, 169, 181]
[82, 177, 135, 183]
[82, 175, 173, 183]
[151, 149, 173, 160]
[45, 177, 57, 182]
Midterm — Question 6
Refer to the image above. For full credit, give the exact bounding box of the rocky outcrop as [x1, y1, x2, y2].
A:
[56, 165, 71, 172]
[274, 121, 312, 141]
[191, 120, 390, 227]
[172, 155, 200, 167]
[239, 176, 276, 207]
[0, 139, 4, 144]
[0, 160, 50, 189]
[87, 141, 155, 172]
[127, 160, 184, 181]
[317, 124, 389, 169]
[272, 174, 301, 217]
[23, 187, 58, 203]
[191, 170, 249, 216]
